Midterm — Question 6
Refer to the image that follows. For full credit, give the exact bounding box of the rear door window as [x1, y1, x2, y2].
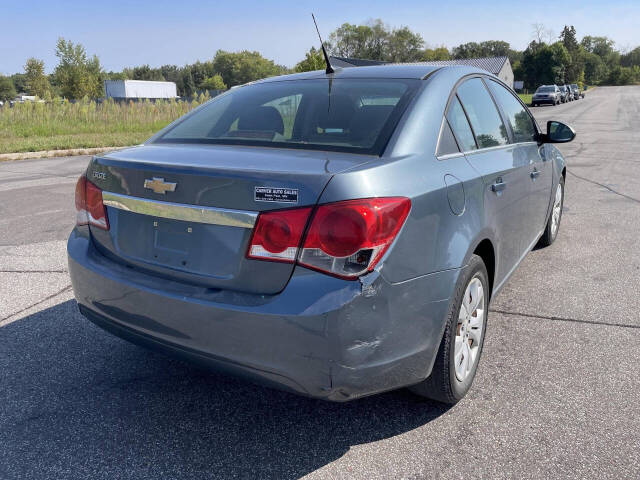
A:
[446, 96, 477, 152]
[486, 80, 537, 143]
[437, 119, 460, 156]
[456, 78, 509, 149]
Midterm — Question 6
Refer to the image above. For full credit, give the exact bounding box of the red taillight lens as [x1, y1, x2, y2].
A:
[75, 175, 109, 230]
[247, 207, 312, 263]
[246, 197, 410, 279]
[299, 197, 411, 278]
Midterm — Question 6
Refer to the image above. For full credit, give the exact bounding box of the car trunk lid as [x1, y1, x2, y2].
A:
[86, 144, 373, 294]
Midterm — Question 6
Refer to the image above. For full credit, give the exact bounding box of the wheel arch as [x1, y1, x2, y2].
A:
[472, 239, 496, 299]
[461, 233, 497, 300]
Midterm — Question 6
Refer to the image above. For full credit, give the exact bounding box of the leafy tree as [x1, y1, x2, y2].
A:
[158, 65, 184, 93]
[452, 41, 511, 59]
[327, 19, 424, 62]
[559, 26, 579, 53]
[127, 64, 165, 81]
[105, 71, 127, 80]
[550, 42, 571, 83]
[606, 65, 638, 85]
[621, 47, 640, 68]
[559, 26, 583, 82]
[386, 27, 424, 62]
[54, 38, 104, 99]
[200, 74, 227, 90]
[190, 61, 215, 88]
[10, 73, 27, 94]
[182, 70, 196, 97]
[24, 58, 51, 98]
[581, 36, 615, 59]
[328, 20, 386, 59]
[212, 50, 285, 87]
[583, 52, 608, 85]
[0, 75, 17, 101]
[420, 46, 450, 61]
[294, 47, 325, 72]
[521, 41, 570, 88]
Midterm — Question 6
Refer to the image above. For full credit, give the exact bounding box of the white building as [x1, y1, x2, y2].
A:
[104, 80, 178, 100]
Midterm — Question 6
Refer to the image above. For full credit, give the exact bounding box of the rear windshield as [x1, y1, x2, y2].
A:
[153, 78, 420, 155]
[537, 86, 555, 93]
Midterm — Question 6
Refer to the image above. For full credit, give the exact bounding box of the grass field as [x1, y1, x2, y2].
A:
[518, 93, 533, 105]
[0, 97, 207, 154]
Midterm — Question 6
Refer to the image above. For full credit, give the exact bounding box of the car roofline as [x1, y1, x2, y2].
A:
[248, 64, 494, 85]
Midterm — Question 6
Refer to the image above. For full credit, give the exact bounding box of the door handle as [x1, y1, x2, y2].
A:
[530, 169, 541, 179]
[491, 180, 506, 193]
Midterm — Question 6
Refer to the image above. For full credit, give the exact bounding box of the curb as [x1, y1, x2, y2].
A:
[0, 145, 136, 162]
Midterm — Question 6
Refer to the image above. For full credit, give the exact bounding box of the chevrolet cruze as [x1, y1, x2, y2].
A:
[68, 64, 575, 404]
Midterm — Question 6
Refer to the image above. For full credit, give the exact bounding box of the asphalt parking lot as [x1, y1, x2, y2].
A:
[1, 86, 639, 479]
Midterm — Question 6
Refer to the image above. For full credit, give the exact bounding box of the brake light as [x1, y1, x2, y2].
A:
[247, 207, 312, 263]
[246, 197, 410, 279]
[299, 198, 410, 278]
[75, 175, 109, 230]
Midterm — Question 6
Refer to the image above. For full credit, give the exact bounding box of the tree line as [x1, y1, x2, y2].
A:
[1, 20, 638, 102]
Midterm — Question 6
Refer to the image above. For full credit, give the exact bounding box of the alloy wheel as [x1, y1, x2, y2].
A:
[551, 182, 563, 237]
[454, 277, 486, 382]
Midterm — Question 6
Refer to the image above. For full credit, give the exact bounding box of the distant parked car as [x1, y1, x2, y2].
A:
[570, 84, 580, 100]
[532, 85, 561, 106]
[558, 85, 570, 103]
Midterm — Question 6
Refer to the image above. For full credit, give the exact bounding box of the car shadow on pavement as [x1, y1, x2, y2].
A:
[0, 300, 449, 480]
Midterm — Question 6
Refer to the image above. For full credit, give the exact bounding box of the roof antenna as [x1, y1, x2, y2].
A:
[312, 13, 334, 74]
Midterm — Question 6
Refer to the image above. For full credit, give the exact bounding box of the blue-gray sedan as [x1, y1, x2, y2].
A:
[68, 64, 574, 403]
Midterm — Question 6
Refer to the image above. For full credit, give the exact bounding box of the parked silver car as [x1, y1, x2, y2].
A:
[532, 85, 562, 106]
[570, 84, 581, 100]
[68, 65, 575, 404]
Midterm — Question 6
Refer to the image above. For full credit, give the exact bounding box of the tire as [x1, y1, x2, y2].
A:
[410, 255, 489, 404]
[537, 176, 565, 248]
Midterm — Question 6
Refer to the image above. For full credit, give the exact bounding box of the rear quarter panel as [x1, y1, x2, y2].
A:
[319, 68, 493, 284]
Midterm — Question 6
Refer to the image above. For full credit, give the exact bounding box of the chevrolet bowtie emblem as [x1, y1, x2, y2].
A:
[144, 177, 177, 194]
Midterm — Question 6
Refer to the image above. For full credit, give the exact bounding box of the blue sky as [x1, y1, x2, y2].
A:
[1, 0, 638, 75]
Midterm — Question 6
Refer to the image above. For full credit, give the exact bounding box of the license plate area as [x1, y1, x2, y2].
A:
[152, 220, 193, 267]
[113, 210, 248, 279]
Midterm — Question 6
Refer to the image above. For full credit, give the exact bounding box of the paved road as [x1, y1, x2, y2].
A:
[1, 87, 639, 479]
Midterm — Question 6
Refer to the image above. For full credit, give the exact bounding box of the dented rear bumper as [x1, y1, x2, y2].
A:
[68, 228, 458, 401]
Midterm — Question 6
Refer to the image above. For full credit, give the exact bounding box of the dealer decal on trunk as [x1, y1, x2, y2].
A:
[254, 187, 299, 204]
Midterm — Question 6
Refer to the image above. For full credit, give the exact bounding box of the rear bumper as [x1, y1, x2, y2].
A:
[68, 229, 458, 401]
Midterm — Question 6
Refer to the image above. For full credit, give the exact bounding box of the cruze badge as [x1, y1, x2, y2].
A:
[144, 177, 177, 194]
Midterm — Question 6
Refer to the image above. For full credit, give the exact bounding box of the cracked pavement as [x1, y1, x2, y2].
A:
[1, 86, 639, 479]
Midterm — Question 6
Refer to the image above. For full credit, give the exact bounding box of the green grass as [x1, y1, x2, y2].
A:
[0, 96, 209, 154]
[518, 93, 533, 105]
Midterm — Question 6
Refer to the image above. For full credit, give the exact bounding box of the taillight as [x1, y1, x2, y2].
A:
[246, 197, 410, 279]
[75, 175, 109, 230]
[299, 197, 410, 278]
[247, 207, 312, 263]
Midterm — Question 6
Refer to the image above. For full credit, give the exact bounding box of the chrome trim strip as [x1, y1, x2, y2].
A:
[462, 144, 514, 156]
[102, 191, 257, 228]
[436, 152, 465, 161]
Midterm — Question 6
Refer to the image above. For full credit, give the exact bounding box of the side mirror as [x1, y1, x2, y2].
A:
[538, 120, 576, 144]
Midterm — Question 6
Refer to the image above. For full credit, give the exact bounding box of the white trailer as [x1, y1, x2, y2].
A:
[104, 80, 178, 99]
